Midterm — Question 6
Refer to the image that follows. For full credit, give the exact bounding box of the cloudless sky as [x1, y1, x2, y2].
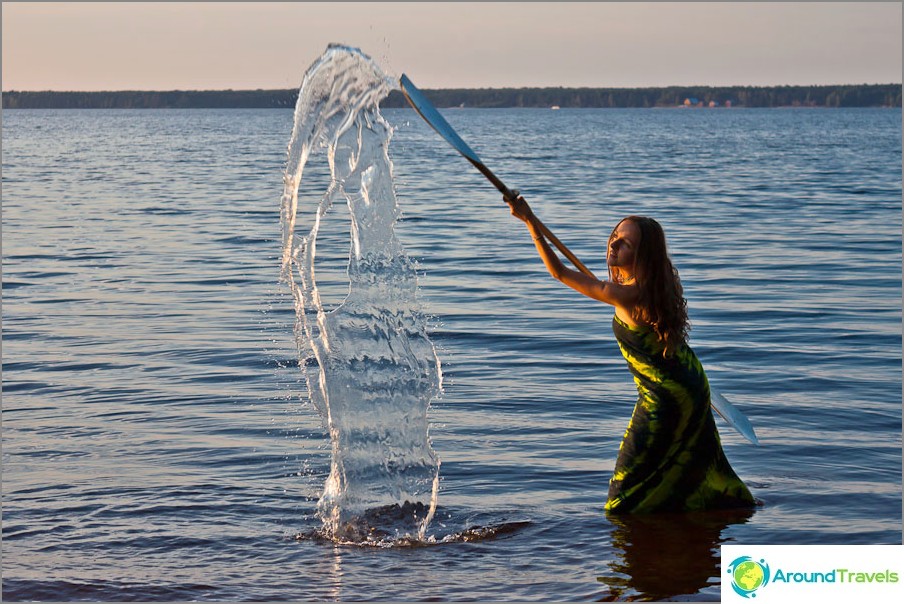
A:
[2, 2, 901, 91]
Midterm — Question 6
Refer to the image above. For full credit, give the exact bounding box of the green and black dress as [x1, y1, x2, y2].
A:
[606, 315, 755, 514]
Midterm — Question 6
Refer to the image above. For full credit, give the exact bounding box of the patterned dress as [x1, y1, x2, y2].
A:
[606, 315, 755, 513]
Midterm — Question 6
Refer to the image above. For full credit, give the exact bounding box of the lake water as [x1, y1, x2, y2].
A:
[2, 105, 901, 601]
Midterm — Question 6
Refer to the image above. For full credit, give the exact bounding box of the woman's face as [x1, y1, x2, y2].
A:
[607, 219, 641, 271]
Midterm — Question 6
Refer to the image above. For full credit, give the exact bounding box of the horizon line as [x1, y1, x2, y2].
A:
[4, 82, 902, 94]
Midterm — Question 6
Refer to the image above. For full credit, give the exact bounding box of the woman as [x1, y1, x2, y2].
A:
[507, 196, 755, 514]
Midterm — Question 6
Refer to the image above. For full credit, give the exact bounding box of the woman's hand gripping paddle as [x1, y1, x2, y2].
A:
[399, 74, 596, 279]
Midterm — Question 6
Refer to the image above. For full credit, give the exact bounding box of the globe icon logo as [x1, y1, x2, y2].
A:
[726, 556, 771, 598]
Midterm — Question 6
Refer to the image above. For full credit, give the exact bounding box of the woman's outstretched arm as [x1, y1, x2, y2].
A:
[506, 195, 637, 310]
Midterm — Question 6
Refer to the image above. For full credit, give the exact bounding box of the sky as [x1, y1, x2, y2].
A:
[2, 2, 901, 91]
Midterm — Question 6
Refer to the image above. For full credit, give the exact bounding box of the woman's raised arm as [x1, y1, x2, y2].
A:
[505, 196, 638, 310]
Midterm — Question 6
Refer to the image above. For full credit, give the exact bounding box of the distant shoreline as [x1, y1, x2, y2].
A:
[2, 84, 900, 109]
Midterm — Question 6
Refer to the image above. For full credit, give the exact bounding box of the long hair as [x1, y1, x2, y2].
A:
[609, 216, 689, 356]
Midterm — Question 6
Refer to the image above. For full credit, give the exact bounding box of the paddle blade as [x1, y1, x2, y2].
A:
[711, 389, 760, 446]
[400, 74, 482, 164]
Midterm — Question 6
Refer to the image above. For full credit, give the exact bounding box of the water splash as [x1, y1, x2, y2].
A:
[280, 44, 442, 543]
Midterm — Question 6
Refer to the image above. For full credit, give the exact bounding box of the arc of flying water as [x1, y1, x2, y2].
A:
[280, 44, 442, 543]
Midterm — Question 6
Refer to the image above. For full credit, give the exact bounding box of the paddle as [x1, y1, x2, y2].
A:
[710, 389, 760, 445]
[399, 74, 596, 279]
[399, 74, 759, 446]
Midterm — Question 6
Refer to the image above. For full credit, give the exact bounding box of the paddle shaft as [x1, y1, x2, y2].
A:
[464, 155, 597, 279]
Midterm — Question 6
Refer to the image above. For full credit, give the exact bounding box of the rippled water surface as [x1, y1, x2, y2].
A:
[3, 106, 901, 601]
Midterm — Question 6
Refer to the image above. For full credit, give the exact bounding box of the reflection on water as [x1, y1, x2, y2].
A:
[598, 508, 755, 601]
[328, 545, 343, 602]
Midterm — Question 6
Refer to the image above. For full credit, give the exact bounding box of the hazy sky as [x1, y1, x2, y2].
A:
[2, 2, 901, 91]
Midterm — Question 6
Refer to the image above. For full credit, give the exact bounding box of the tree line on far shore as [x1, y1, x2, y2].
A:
[3, 84, 900, 110]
